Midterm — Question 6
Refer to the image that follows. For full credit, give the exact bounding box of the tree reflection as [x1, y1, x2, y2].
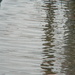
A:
[41, 0, 71, 75]
[62, 0, 75, 75]
[41, 0, 57, 75]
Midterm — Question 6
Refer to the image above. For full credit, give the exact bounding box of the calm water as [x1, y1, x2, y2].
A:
[0, 0, 75, 75]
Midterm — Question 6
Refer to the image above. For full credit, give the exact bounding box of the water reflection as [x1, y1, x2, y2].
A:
[0, 0, 75, 75]
[0, 0, 45, 75]
[62, 0, 75, 75]
[41, 0, 75, 75]
[41, 0, 68, 75]
[41, 0, 55, 75]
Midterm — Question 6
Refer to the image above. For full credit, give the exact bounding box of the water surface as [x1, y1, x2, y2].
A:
[0, 0, 75, 75]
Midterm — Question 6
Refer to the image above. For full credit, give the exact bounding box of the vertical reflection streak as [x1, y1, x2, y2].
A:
[41, 0, 67, 75]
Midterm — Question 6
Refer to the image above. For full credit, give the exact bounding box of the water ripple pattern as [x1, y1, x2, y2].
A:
[0, 0, 75, 75]
[0, 0, 46, 75]
[41, 0, 75, 75]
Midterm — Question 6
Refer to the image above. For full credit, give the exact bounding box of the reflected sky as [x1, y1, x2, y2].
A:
[0, 0, 45, 75]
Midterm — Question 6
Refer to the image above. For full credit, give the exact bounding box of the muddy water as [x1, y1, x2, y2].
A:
[0, 0, 75, 75]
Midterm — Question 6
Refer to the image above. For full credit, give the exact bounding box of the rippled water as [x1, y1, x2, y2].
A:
[0, 0, 75, 75]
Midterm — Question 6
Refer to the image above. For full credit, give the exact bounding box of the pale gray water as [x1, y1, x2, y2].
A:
[0, 0, 75, 75]
[0, 0, 45, 75]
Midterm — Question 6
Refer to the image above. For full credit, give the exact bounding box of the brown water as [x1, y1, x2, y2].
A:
[0, 0, 75, 75]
